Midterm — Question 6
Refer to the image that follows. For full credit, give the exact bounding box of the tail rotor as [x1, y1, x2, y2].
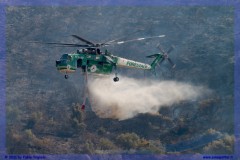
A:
[157, 44, 176, 68]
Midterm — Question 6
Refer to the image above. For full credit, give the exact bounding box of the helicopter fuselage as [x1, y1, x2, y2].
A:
[56, 49, 152, 76]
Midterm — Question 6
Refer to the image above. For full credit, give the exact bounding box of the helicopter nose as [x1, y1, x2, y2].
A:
[56, 60, 61, 66]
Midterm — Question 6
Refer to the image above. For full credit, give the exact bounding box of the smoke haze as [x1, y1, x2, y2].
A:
[88, 76, 208, 120]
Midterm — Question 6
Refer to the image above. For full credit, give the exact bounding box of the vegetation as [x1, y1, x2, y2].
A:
[116, 132, 145, 150]
[5, 6, 234, 154]
[203, 135, 234, 154]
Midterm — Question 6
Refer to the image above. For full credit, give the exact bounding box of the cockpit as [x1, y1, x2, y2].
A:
[60, 54, 72, 62]
[56, 53, 76, 77]
[60, 54, 72, 60]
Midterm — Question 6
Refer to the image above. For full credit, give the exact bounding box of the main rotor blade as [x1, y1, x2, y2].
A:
[45, 42, 89, 47]
[108, 35, 165, 45]
[102, 29, 144, 46]
[71, 35, 95, 45]
[45, 42, 90, 47]
[29, 41, 90, 47]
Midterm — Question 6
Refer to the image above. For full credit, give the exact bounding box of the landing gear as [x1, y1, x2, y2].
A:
[64, 75, 69, 79]
[113, 77, 119, 82]
[113, 65, 119, 82]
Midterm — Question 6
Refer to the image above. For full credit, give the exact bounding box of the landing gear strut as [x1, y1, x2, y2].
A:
[113, 66, 119, 82]
[64, 75, 69, 79]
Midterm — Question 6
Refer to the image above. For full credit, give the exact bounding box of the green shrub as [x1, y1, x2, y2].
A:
[116, 132, 143, 150]
[203, 135, 234, 154]
[98, 138, 117, 150]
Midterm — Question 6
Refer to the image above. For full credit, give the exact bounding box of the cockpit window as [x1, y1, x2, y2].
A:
[60, 54, 68, 60]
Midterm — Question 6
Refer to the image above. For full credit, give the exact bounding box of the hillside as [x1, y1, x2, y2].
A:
[6, 6, 234, 155]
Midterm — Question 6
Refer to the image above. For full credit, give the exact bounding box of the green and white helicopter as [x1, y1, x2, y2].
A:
[45, 34, 175, 110]
[53, 34, 175, 81]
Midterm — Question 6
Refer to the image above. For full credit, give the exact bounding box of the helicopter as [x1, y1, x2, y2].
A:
[51, 34, 175, 82]
[40, 34, 176, 110]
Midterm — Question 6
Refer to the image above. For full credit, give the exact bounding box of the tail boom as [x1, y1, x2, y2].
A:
[147, 53, 163, 70]
[116, 57, 151, 70]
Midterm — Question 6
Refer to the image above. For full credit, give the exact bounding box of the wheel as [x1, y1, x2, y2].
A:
[64, 75, 69, 79]
[113, 77, 119, 82]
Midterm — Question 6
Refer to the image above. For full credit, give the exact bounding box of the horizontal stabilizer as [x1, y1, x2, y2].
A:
[146, 54, 160, 58]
